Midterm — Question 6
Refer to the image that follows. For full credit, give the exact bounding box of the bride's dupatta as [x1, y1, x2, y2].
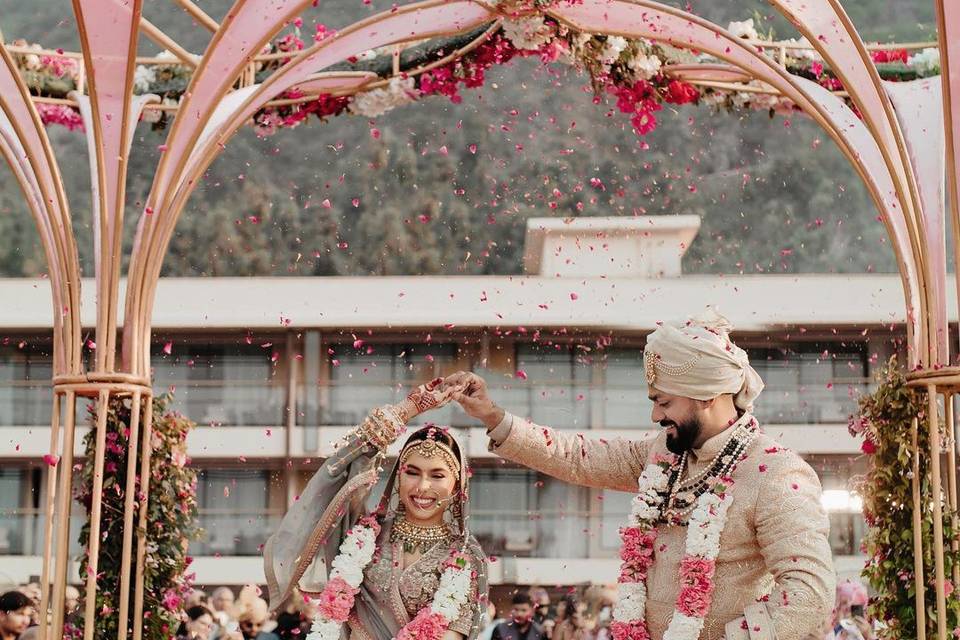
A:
[264, 422, 488, 640]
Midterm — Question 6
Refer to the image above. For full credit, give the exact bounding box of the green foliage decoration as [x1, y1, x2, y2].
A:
[851, 358, 960, 638]
[70, 393, 200, 640]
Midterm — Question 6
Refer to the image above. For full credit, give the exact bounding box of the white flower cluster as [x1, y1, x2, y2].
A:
[781, 37, 819, 61]
[630, 463, 668, 525]
[329, 522, 378, 588]
[909, 47, 940, 76]
[306, 618, 341, 640]
[501, 16, 556, 50]
[599, 36, 628, 64]
[663, 612, 705, 640]
[430, 558, 472, 621]
[133, 65, 156, 93]
[306, 522, 379, 640]
[626, 53, 662, 81]
[685, 491, 733, 557]
[349, 76, 417, 118]
[726, 18, 759, 41]
[612, 581, 647, 621]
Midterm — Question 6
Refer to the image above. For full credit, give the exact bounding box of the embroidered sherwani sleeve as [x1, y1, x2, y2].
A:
[488, 413, 655, 492]
[725, 455, 835, 640]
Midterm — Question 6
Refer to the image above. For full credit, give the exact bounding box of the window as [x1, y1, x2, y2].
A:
[748, 345, 868, 424]
[324, 343, 457, 426]
[192, 469, 279, 556]
[0, 343, 53, 426]
[598, 348, 651, 428]
[470, 468, 589, 558]
[806, 455, 869, 557]
[499, 344, 592, 429]
[152, 342, 282, 426]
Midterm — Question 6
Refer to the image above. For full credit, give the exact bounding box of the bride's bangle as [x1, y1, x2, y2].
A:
[358, 405, 405, 452]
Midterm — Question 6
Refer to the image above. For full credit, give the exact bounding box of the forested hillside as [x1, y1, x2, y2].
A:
[0, 0, 940, 277]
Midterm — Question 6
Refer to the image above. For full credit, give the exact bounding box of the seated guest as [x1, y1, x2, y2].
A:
[176, 605, 216, 640]
[234, 597, 278, 640]
[0, 591, 33, 640]
[492, 593, 545, 640]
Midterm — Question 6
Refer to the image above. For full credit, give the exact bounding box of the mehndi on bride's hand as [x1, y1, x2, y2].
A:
[358, 378, 464, 452]
[393, 377, 463, 423]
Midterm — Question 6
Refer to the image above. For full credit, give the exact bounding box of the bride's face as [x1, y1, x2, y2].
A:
[398, 450, 458, 526]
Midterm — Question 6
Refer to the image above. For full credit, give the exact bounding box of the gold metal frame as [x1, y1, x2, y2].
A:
[0, 1, 955, 639]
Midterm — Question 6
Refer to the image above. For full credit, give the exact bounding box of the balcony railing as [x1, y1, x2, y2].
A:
[0, 378, 872, 429]
[467, 510, 592, 558]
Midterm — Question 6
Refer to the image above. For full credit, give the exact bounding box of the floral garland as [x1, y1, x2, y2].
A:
[305, 516, 473, 640]
[7, 16, 941, 137]
[611, 452, 738, 640]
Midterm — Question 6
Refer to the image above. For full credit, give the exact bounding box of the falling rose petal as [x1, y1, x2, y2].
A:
[86, 339, 96, 350]
[370, 128, 381, 140]
[43, 454, 60, 467]
[321, 199, 332, 208]
[570, 293, 579, 301]
[515, 369, 528, 380]
[223, 486, 230, 497]
[439, 145, 448, 155]
[162, 341, 173, 355]
[468, 144, 477, 154]
[352, 198, 360, 208]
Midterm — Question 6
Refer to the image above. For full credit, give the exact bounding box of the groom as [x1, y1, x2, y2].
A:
[445, 311, 835, 640]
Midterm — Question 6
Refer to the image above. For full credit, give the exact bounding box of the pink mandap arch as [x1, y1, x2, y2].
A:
[0, 0, 958, 638]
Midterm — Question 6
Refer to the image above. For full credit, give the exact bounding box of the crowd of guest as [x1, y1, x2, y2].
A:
[1, 577, 876, 640]
[481, 586, 616, 640]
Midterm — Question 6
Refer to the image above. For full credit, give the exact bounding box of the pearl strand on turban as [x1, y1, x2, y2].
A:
[643, 307, 764, 412]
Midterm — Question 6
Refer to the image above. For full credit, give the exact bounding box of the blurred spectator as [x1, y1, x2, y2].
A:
[825, 579, 875, 640]
[272, 589, 313, 640]
[233, 588, 278, 640]
[210, 587, 238, 639]
[531, 588, 552, 626]
[479, 602, 505, 640]
[492, 592, 545, 640]
[0, 591, 33, 640]
[64, 586, 80, 615]
[553, 601, 590, 640]
[15, 585, 39, 627]
[176, 605, 217, 640]
[187, 590, 210, 608]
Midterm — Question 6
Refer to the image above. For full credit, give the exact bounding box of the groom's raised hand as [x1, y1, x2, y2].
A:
[443, 371, 505, 430]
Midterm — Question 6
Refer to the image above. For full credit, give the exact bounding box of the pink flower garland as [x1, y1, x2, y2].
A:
[675, 557, 717, 618]
[396, 611, 449, 640]
[36, 103, 84, 132]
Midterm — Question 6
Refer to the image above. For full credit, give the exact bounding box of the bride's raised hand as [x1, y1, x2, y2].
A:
[393, 377, 464, 423]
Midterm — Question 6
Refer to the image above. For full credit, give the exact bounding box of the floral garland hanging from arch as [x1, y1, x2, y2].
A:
[5, 14, 942, 137]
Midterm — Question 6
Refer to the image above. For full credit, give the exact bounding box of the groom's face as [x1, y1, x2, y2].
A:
[649, 388, 703, 455]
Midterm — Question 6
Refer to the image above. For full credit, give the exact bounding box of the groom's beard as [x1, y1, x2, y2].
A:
[662, 414, 703, 455]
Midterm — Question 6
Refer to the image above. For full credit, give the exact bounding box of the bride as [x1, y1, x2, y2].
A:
[264, 378, 488, 640]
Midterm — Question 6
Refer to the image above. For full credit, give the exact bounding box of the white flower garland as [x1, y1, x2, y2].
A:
[614, 430, 749, 640]
[306, 519, 472, 640]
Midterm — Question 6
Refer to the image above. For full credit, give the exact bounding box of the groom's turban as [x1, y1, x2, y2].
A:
[643, 308, 764, 412]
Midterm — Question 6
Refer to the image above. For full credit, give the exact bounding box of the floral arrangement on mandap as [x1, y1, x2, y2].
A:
[69, 393, 201, 640]
[7, 11, 941, 137]
[848, 358, 960, 639]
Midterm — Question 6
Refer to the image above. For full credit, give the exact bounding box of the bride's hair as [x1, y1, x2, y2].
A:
[400, 425, 463, 468]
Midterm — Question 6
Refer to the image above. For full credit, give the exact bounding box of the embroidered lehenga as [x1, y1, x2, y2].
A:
[264, 395, 488, 640]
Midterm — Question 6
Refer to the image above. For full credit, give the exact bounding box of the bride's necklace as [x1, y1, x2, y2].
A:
[390, 517, 452, 554]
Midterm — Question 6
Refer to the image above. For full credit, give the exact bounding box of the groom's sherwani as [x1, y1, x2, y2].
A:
[488, 414, 835, 640]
